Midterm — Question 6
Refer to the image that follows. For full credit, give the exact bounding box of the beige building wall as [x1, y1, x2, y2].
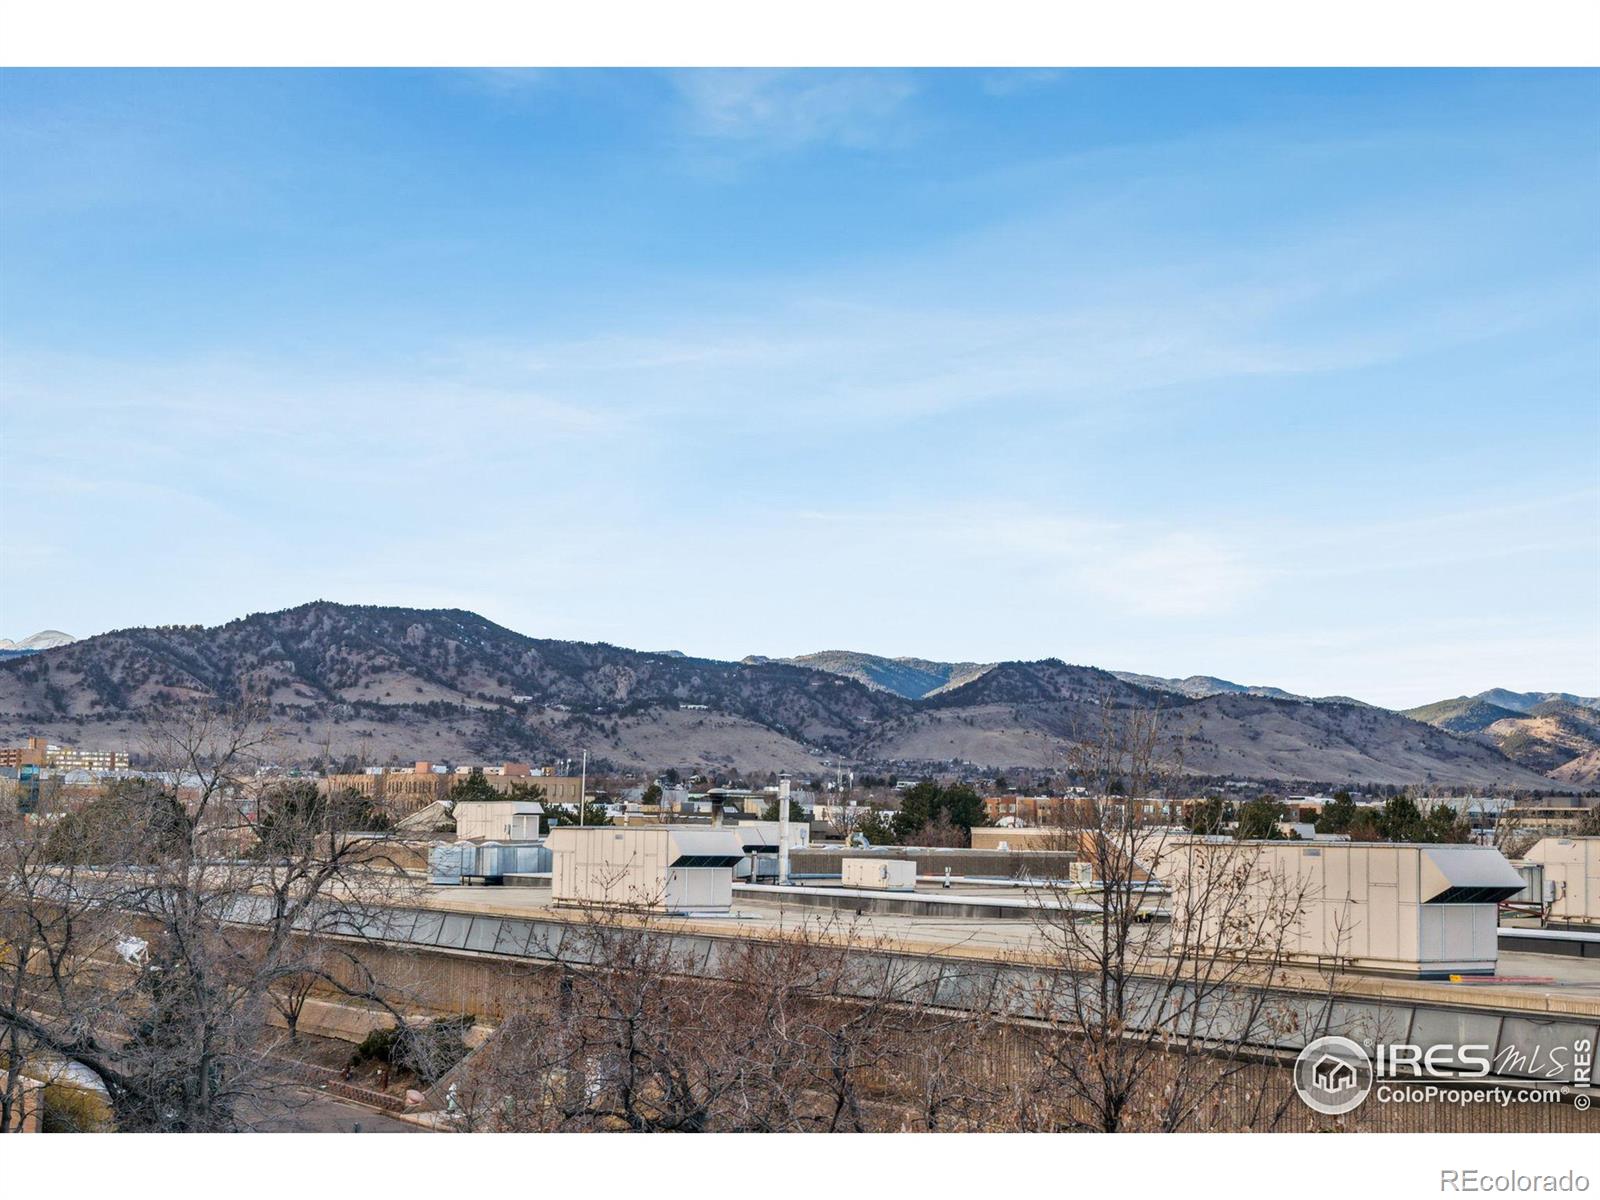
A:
[1507, 802, 1599, 835]
[499, 774, 582, 807]
[327, 773, 382, 800]
[971, 826, 1073, 851]
[324, 769, 449, 816]
[1525, 836, 1600, 924]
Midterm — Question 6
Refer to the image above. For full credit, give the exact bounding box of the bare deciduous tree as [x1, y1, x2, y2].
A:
[451, 905, 1008, 1133]
[1012, 701, 1317, 1132]
[0, 701, 419, 1131]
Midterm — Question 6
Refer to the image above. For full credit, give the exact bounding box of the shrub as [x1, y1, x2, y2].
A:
[348, 1015, 473, 1086]
[349, 1024, 401, 1068]
[41, 1082, 113, 1132]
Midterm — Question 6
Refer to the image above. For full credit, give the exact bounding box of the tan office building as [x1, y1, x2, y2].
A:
[325, 763, 451, 816]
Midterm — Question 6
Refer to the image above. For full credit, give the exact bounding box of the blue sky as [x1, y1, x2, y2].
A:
[1, 69, 1596, 707]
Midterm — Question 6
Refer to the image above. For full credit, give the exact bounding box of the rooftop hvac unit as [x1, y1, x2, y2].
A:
[454, 798, 545, 842]
[548, 826, 745, 913]
[1151, 841, 1525, 977]
[428, 843, 467, 885]
[734, 852, 779, 882]
[1524, 837, 1600, 925]
[507, 842, 552, 874]
[470, 842, 513, 881]
[841, 858, 916, 892]
[1506, 862, 1553, 907]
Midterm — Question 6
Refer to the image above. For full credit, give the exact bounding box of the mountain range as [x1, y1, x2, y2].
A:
[0, 601, 1580, 790]
[740, 651, 1374, 706]
[1401, 693, 1600, 785]
[739, 653, 1598, 783]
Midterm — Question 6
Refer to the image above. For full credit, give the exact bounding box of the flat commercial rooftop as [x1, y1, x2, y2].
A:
[405, 879, 1600, 1019]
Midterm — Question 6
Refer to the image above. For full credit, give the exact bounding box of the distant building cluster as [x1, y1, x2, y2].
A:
[982, 791, 1091, 826]
[1500, 796, 1597, 834]
[322, 760, 584, 815]
[980, 788, 1596, 842]
[617, 779, 817, 825]
[0, 736, 130, 771]
[0, 737, 137, 816]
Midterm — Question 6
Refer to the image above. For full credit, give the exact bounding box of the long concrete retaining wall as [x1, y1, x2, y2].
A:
[262, 897, 1600, 1093]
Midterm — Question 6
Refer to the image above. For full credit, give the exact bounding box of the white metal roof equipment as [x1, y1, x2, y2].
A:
[1524, 837, 1600, 925]
[1152, 840, 1526, 977]
[547, 825, 746, 914]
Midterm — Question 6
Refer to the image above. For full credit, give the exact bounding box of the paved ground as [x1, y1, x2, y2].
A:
[242, 1087, 422, 1133]
[1479, 948, 1600, 990]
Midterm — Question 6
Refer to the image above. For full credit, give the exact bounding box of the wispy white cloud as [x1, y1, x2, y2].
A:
[978, 70, 1066, 97]
[670, 69, 917, 149]
[451, 69, 550, 98]
[1, 347, 623, 457]
[412, 126, 1594, 445]
[424, 265, 1530, 441]
[796, 505, 1267, 620]
[3, 70, 1593, 706]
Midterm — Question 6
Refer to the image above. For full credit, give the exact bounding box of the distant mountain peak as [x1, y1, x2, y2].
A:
[0, 629, 76, 653]
[1473, 687, 1600, 714]
[779, 650, 994, 699]
[1106, 669, 1362, 705]
[1404, 689, 1600, 779]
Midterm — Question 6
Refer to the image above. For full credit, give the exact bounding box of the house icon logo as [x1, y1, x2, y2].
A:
[1294, 1036, 1374, 1116]
[1312, 1054, 1357, 1093]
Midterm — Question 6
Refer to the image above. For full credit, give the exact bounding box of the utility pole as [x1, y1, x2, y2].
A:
[777, 773, 791, 885]
[578, 748, 588, 828]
